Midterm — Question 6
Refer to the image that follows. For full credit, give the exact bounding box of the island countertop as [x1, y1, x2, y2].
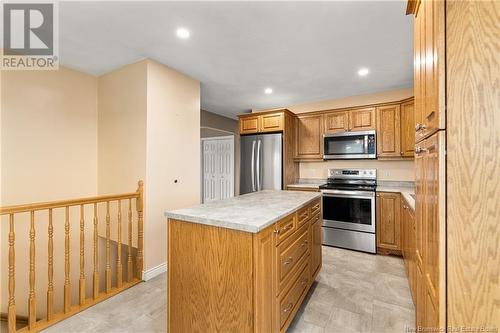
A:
[165, 190, 321, 233]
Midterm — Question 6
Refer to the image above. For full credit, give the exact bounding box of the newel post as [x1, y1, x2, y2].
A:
[136, 180, 144, 280]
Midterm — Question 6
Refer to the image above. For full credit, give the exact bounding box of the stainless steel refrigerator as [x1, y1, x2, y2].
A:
[240, 133, 282, 194]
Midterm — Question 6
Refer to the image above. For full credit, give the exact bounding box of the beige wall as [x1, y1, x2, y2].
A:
[98, 60, 147, 195]
[300, 160, 415, 181]
[145, 60, 200, 270]
[1, 67, 99, 316]
[278, 87, 413, 114]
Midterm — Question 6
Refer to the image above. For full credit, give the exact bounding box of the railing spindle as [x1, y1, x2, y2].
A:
[117, 200, 123, 287]
[47, 209, 54, 320]
[105, 201, 111, 293]
[136, 181, 144, 280]
[93, 203, 99, 299]
[8, 214, 16, 333]
[64, 206, 71, 313]
[79, 205, 85, 305]
[127, 198, 133, 281]
[28, 211, 36, 329]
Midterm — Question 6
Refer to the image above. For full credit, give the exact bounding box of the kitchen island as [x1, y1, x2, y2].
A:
[165, 190, 322, 333]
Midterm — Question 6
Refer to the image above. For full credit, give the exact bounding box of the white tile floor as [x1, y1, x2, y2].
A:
[42, 246, 414, 333]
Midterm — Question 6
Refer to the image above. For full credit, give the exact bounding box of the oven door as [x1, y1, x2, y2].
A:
[321, 189, 375, 233]
[323, 130, 376, 159]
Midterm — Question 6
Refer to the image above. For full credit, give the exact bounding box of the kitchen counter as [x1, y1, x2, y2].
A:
[287, 183, 320, 190]
[165, 190, 321, 233]
[377, 186, 415, 210]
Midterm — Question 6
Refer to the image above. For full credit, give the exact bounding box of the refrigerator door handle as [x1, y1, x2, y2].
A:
[251, 140, 256, 191]
[256, 139, 261, 191]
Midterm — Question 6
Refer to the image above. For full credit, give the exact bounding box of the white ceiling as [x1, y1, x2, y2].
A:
[58, 1, 413, 118]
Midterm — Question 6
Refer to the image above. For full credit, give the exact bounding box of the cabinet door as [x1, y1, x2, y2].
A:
[261, 113, 284, 133]
[421, 134, 440, 317]
[253, 225, 275, 333]
[416, 261, 425, 329]
[349, 107, 375, 131]
[310, 215, 322, 280]
[401, 100, 415, 157]
[409, 207, 417, 302]
[376, 105, 401, 158]
[323, 111, 349, 133]
[240, 115, 260, 134]
[376, 192, 401, 251]
[415, 0, 445, 142]
[295, 115, 322, 160]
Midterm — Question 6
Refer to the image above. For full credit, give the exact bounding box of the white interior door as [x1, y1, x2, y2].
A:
[202, 136, 234, 203]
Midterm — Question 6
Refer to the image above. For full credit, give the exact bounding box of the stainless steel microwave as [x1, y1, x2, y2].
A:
[323, 130, 376, 159]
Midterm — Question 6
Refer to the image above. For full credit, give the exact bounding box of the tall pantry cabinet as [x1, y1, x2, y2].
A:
[408, 0, 446, 329]
[407, 0, 500, 330]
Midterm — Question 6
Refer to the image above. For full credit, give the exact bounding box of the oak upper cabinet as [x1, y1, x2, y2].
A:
[323, 110, 349, 133]
[376, 192, 401, 253]
[239, 111, 284, 134]
[413, 0, 445, 143]
[240, 115, 260, 134]
[261, 112, 284, 133]
[376, 104, 401, 158]
[400, 99, 415, 157]
[349, 107, 376, 131]
[295, 114, 322, 160]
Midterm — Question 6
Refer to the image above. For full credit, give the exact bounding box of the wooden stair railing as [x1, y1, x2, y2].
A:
[1, 181, 144, 333]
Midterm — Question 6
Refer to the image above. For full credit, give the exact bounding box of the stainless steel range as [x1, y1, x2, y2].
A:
[319, 168, 377, 253]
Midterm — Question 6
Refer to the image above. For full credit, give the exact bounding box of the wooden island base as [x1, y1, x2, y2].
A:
[167, 198, 322, 333]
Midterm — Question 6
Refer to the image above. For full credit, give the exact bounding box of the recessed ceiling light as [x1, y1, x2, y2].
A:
[358, 68, 369, 76]
[176, 28, 190, 39]
[264, 88, 273, 94]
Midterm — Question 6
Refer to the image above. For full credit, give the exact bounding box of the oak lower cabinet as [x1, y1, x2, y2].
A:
[401, 197, 416, 302]
[167, 198, 322, 333]
[376, 192, 401, 254]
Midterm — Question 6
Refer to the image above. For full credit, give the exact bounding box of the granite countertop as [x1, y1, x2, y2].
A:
[287, 183, 321, 189]
[165, 190, 321, 233]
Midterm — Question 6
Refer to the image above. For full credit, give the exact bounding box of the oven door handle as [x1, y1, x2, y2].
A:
[321, 190, 375, 199]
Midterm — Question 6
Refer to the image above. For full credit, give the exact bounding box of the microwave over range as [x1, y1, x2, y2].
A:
[323, 130, 376, 160]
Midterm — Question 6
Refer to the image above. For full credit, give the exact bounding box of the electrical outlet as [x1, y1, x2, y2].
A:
[384, 171, 391, 177]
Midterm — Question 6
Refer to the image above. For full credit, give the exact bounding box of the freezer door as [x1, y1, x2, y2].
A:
[240, 135, 258, 194]
[258, 133, 283, 191]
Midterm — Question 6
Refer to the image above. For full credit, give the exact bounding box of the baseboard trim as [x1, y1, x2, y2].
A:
[142, 262, 167, 281]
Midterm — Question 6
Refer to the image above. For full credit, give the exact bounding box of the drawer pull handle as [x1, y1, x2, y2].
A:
[302, 240, 308, 247]
[283, 302, 293, 313]
[301, 278, 308, 286]
[284, 257, 294, 265]
[275, 224, 292, 235]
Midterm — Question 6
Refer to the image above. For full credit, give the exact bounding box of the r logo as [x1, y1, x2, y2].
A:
[3, 3, 54, 56]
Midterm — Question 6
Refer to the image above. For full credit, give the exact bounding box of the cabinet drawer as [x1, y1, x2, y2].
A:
[297, 206, 310, 228]
[310, 199, 321, 217]
[277, 224, 309, 293]
[275, 213, 296, 245]
[279, 261, 310, 329]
